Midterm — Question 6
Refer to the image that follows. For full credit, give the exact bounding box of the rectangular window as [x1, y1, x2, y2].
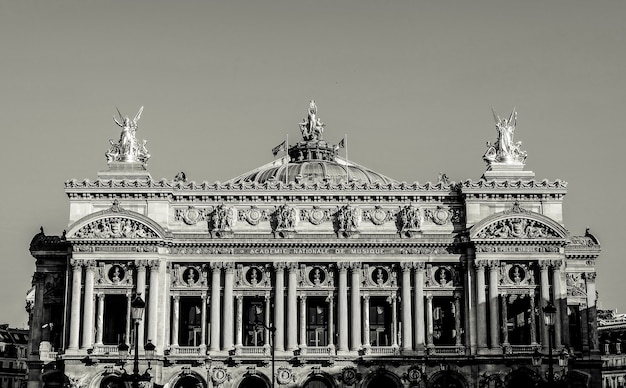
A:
[306, 297, 328, 346]
[178, 296, 202, 346]
[243, 297, 265, 346]
[433, 297, 458, 345]
[103, 295, 128, 345]
[369, 297, 392, 346]
[506, 295, 532, 345]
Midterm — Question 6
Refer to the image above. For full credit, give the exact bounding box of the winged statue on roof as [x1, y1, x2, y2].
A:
[483, 107, 527, 165]
[106, 106, 150, 164]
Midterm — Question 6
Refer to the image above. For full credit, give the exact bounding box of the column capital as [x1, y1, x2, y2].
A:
[414, 261, 426, 271]
[135, 259, 148, 270]
[326, 293, 334, 303]
[287, 262, 299, 272]
[70, 259, 83, 270]
[273, 262, 287, 271]
[487, 260, 500, 270]
[224, 262, 236, 273]
[362, 293, 370, 302]
[539, 261, 550, 270]
[172, 295, 180, 301]
[474, 260, 488, 270]
[299, 293, 307, 301]
[350, 262, 362, 271]
[400, 262, 412, 272]
[426, 293, 433, 301]
[453, 292, 462, 300]
[235, 294, 243, 302]
[550, 259, 564, 269]
[96, 292, 105, 299]
[84, 259, 97, 270]
[148, 260, 160, 270]
[210, 262, 223, 271]
[338, 262, 350, 272]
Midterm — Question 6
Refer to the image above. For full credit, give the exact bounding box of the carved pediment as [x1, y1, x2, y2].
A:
[470, 203, 568, 241]
[72, 217, 159, 239]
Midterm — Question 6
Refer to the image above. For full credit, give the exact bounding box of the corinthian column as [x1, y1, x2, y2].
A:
[390, 294, 398, 348]
[529, 291, 537, 345]
[273, 262, 285, 352]
[235, 295, 243, 350]
[286, 263, 298, 351]
[501, 293, 509, 346]
[488, 262, 500, 348]
[201, 295, 207, 348]
[222, 263, 235, 350]
[81, 260, 96, 349]
[475, 261, 488, 349]
[454, 293, 463, 346]
[135, 260, 147, 347]
[171, 296, 180, 347]
[95, 293, 105, 346]
[209, 263, 221, 353]
[68, 260, 82, 350]
[426, 294, 434, 348]
[551, 260, 563, 348]
[540, 261, 550, 349]
[337, 262, 349, 353]
[362, 295, 370, 351]
[350, 263, 362, 351]
[147, 260, 160, 347]
[327, 294, 335, 351]
[414, 262, 425, 351]
[299, 294, 307, 349]
[401, 263, 413, 352]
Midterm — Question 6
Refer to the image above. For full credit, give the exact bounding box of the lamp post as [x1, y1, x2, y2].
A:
[255, 320, 277, 388]
[543, 301, 557, 384]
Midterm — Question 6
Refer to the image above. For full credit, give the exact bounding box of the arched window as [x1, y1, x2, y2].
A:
[238, 375, 269, 388]
[100, 376, 123, 388]
[174, 375, 205, 388]
[430, 371, 466, 388]
[303, 377, 332, 388]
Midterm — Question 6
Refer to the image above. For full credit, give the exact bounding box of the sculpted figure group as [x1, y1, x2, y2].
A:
[106, 106, 150, 164]
[483, 107, 527, 165]
[298, 100, 325, 141]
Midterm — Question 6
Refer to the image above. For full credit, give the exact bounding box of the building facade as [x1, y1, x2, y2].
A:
[0, 325, 29, 388]
[598, 310, 626, 387]
[27, 103, 601, 388]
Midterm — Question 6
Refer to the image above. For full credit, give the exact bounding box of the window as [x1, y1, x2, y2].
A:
[369, 297, 392, 346]
[433, 297, 458, 345]
[103, 294, 128, 345]
[307, 297, 328, 346]
[505, 295, 533, 345]
[243, 297, 265, 346]
[178, 296, 202, 346]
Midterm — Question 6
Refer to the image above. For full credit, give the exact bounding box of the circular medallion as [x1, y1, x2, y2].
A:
[370, 208, 388, 225]
[308, 266, 326, 285]
[309, 208, 326, 225]
[108, 265, 125, 283]
[342, 367, 358, 385]
[509, 265, 526, 284]
[245, 266, 262, 285]
[276, 367, 293, 385]
[183, 267, 199, 285]
[245, 207, 263, 225]
[211, 367, 228, 385]
[432, 207, 450, 225]
[372, 267, 389, 285]
[435, 267, 452, 286]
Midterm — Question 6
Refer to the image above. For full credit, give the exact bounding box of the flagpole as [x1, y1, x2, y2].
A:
[345, 134, 349, 183]
[285, 134, 289, 185]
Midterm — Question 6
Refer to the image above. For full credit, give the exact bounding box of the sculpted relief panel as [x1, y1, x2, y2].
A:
[73, 217, 158, 239]
[475, 218, 560, 239]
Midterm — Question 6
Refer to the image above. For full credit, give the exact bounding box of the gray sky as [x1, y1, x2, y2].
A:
[1, 1, 624, 327]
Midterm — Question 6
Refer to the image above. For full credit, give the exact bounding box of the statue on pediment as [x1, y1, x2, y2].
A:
[298, 100, 325, 141]
[483, 107, 527, 165]
[106, 106, 150, 164]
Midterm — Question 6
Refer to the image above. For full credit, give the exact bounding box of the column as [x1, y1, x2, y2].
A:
[286, 263, 298, 351]
[135, 261, 147, 347]
[391, 295, 398, 348]
[209, 263, 221, 352]
[426, 294, 434, 347]
[147, 261, 160, 346]
[222, 263, 235, 350]
[235, 295, 243, 349]
[95, 293, 105, 345]
[81, 260, 96, 349]
[362, 295, 370, 350]
[529, 291, 537, 345]
[125, 293, 131, 346]
[552, 260, 563, 348]
[585, 272, 598, 351]
[299, 294, 307, 349]
[454, 293, 463, 346]
[273, 263, 285, 352]
[488, 262, 500, 348]
[171, 296, 180, 347]
[414, 262, 425, 350]
[501, 294, 509, 346]
[464, 260, 476, 353]
[264, 294, 271, 346]
[327, 294, 335, 350]
[401, 263, 413, 352]
[68, 260, 82, 350]
[540, 262, 550, 349]
[337, 263, 350, 353]
[475, 261, 488, 349]
[201, 295, 207, 348]
[350, 263, 362, 351]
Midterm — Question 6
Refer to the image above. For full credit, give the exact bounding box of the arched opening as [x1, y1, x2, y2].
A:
[174, 375, 206, 388]
[238, 375, 270, 388]
[365, 373, 401, 388]
[429, 371, 466, 388]
[303, 376, 332, 388]
[100, 376, 123, 388]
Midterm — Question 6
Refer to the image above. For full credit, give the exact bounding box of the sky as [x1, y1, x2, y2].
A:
[0, 1, 624, 327]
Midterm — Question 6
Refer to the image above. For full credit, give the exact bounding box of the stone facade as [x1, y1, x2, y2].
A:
[26, 103, 601, 388]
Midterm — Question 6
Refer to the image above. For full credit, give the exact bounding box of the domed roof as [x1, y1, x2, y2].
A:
[226, 101, 398, 186]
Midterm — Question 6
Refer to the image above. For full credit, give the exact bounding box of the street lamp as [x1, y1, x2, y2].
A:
[255, 320, 277, 388]
[118, 295, 151, 388]
[543, 301, 557, 384]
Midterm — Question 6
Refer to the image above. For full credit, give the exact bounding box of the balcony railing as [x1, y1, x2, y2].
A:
[92, 345, 120, 355]
[369, 346, 399, 355]
[427, 345, 466, 355]
[169, 346, 203, 356]
[39, 350, 58, 362]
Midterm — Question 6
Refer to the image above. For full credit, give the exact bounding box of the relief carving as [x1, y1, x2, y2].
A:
[74, 217, 158, 239]
[336, 204, 360, 236]
[476, 218, 559, 239]
[175, 206, 209, 225]
[397, 204, 422, 236]
[362, 206, 394, 226]
[300, 206, 330, 225]
[238, 206, 270, 226]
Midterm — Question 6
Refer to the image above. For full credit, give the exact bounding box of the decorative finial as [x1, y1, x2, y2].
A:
[483, 107, 527, 166]
[106, 106, 150, 164]
[298, 100, 325, 141]
[174, 172, 187, 182]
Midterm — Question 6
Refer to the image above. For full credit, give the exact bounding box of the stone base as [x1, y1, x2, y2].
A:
[98, 162, 152, 180]
[483, 162, 535, 181]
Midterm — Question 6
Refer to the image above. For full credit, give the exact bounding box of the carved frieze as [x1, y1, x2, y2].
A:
[273, 204, 297, 231]
[175, 206, 210, 225]
[424, 206, 461, 225]
[238, 206, 270, 226]
[97, 262, 134, 286]
[499, 263, 535, 286]
[300, 206, 331, 225]
[336, 204, 360, 235]
[74, 217, 158, 239]
[362, 206, 394, 226]
[397, 204, 422, 235]
[210, 205, 236, 235]
[474, 245, 561, 253]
